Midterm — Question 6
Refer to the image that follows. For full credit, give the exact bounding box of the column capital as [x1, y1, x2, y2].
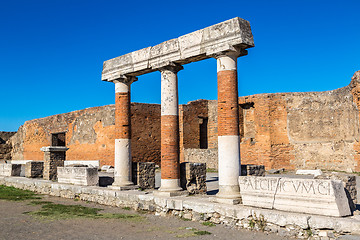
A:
[211, 48, 248, 59]
[156, 62, 184, 74]
[111, 75, 138, 85]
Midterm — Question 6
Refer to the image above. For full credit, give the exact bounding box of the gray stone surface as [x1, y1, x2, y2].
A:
[183, 148, 218, 169]
[41, 146, 68, 180]
[239, 176, 352, 217]
[102, 17, 254, 82]
[25, 161, 43, 178]
[1, 176, 360, 237]
[57, 166, 98, 186]
[132, 162, 155, 189]
[180, 162, 207, 194]
[241, 164, 265, 176]
[316, 172, 357, 209]
[0, 163, 21, 176]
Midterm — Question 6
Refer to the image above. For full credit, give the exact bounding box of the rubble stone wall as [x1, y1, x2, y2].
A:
[0, 132, 16, 160]
[8, 71, 360, 172]
[10, 103, 161, 166]
[193, 71, 360, 172]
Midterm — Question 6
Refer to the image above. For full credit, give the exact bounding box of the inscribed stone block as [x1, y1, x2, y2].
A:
[239, 176, 351, 217]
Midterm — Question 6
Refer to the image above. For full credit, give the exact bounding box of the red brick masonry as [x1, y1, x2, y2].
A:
[217, 70, 240, 136]
[161, 115, 180, 179]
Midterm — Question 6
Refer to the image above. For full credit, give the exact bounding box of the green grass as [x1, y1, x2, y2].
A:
[193, 230, 211, 235]
[201, 221, 215, 227]
[25, 201, 144, 221]
[0, 185, 41, 201]
[176, 227, 212, 238]
[122, 207, 131, 210]
[206, 168, 218, 173]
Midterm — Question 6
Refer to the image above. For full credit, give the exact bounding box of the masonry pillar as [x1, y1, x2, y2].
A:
[158, 63, 184, 193]
[216, 50, 244, 202]
[112, 76, 137, 188]
[41, 146, 69, 181]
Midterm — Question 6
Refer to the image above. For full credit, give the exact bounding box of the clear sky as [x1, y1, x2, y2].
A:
[1, 0, 359, 131]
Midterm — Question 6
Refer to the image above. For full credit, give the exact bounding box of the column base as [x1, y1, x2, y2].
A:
[215, 185, 241, 204]
[108, 185, 138, 191]
[153, 190, 189, 197]
[210, 196, 241, 205]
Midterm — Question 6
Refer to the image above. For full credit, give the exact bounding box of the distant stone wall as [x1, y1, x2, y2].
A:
[183, 148, 218, 169]
[10, 103, 161, 166]
[9, 71, 360, 172]
[184, 71, 360, 172]
[0, 131, 16, 160]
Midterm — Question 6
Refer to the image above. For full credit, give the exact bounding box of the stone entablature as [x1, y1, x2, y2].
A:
[101, 17, 254, 81]
[239, 176, 352, 217]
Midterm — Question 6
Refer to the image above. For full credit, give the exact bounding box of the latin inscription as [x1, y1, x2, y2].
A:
[240, 177, 332, 196]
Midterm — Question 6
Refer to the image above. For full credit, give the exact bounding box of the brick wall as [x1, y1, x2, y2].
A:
[8, 71, 360, 172]
[10, 103, 161, 166]
[183, 71, 360, 172]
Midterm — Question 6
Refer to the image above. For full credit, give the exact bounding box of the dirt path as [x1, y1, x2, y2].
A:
[0, 194, 290, 240]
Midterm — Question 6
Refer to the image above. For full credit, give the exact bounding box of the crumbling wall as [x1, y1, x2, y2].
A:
[185, 71, 360, 172]
[10, 103, 161, 166]
[0, 132, 16, 160]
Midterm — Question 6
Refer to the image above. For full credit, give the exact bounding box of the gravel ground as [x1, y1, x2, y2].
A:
[0, 195, 289, 240]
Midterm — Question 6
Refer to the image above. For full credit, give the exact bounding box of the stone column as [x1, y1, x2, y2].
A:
[41, 146, 69, 181]
[112, 76, 137, 188]
[215, 50, 244, 203]
[158, 63, 184, 194]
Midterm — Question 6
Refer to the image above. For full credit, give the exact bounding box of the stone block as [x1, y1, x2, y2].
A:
[57, 167, 98, 186]
[315, 172, 357, 209]
[64, 160, 100, 168]
[0, 163, 21, 176]
[180, 162, 207, 194]
[102, 17, 254, 81]
[132, 162, 155, 189]
[296, 169, 323, 177]
[239, 176, 352, 217]
[241, 164, 265, 176]
[25, 161, 44, 178]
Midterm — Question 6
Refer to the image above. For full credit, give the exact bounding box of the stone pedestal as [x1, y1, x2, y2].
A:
[25, 161, 44, 178]
[180, 162, 207, 194]
[132, 162, 155, 189]
[41, 146, 69, 181]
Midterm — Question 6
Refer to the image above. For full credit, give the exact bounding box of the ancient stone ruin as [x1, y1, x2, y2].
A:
[1, 17, 360, 238]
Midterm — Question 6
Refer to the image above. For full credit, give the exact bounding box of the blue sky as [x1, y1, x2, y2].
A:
[1, 0, 359, 131]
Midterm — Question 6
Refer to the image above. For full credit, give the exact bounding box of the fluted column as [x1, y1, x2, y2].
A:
[112, 76, 137, 187]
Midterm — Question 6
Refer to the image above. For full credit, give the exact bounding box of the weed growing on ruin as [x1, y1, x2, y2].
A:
[248, 213, 267, 231]
[201, 221, 215, 227]
[0, 185, 41, 201]
[306, 228, 313, 237]
[122, 207, 131, 210]
[25, 201, 143, 221]
[193, 230, 211, 236]
[206, 168, 218, 173]
[176, 227, 211, 237]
